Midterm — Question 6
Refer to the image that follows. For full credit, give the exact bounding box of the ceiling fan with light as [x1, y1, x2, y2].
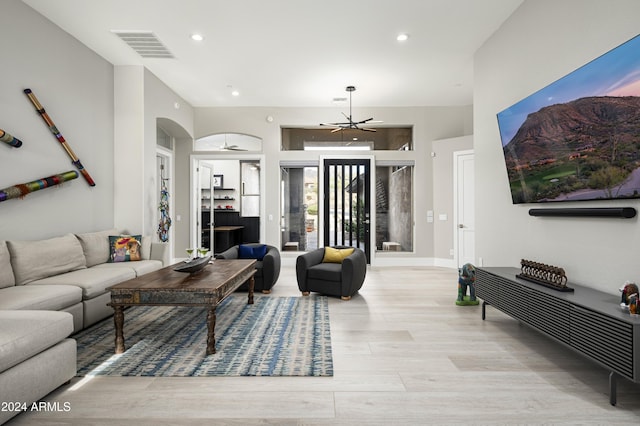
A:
[219, 140, 247, 151]
[320, 86, 382, 132]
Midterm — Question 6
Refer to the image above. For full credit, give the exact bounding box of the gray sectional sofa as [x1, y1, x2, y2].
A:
[0, 230, 168, 424]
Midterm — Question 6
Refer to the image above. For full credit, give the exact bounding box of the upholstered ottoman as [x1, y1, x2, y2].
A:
[0, 310, 76, 424]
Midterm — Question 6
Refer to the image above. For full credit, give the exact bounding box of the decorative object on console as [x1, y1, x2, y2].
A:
[0, 128, 23, 148]
[23, 88, 96, 186]
[620, 282, 639, 305]
[629, 295, 638, 316]
[108, 235, 142, 262]
[0, 170, 78, 203]
[456, 263, 479, 306]
[529, 207, 636, 218]
[620, 281, 639, 316]
[517, 259, 574, 292]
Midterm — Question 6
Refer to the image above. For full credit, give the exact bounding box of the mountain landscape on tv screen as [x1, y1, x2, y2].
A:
[503, 95, 640, 203]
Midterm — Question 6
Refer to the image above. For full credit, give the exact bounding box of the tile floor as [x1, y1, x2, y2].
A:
[7, 265, 640, 425]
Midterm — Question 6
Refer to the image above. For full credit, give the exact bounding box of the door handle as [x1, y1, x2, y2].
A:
[458, 224, 464, 228]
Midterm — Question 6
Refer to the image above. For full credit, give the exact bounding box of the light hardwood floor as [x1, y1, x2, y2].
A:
[8, 265, 640, 425]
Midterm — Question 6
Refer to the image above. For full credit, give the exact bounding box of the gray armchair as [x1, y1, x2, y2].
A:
[296, 246, 366, 300]
[216, 243, 281, 293]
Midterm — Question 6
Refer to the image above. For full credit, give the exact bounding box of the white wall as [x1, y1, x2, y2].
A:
[0, 0, 114, 240]
[0, 1, 194, 251]
[432, 135, 473, 265]
[191, 105, 472, 260]
[113, 66, 194, 241]
[114, 66, 145, 234]
[474, 0, 640, 291]
[143, 69, 194, 236]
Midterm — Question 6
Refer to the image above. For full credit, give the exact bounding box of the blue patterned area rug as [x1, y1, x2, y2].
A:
[74, 295, 333, 377]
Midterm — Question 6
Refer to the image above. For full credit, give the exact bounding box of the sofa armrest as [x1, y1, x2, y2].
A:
[296, 248, 324, 291]
[262, 246, 281, 287]
[215, 245, 239, 260]
[150, 242, 169, 266]
[341, 248, 367, 295]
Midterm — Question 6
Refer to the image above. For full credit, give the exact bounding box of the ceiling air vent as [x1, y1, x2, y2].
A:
[112, 31, 174, 58]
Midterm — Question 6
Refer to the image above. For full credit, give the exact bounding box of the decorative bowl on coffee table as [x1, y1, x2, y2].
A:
[173, 255, 212, 273]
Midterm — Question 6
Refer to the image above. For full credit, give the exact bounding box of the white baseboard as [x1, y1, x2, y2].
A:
[371, 257, 433, 267]
[432, 258, 457, 269]
[280, 253, 457, 269]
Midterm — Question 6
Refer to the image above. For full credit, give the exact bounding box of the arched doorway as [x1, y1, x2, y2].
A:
[156, 117, 191, 262]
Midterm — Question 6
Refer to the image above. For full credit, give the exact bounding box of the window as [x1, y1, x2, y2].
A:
[375, 164, 413, 252]
[157, 126, 172, 150]
[281, 127, 413, 151]
[195, 133, 262, 151]
[240, 161, 260, 217]
[280, 166, 318, 252]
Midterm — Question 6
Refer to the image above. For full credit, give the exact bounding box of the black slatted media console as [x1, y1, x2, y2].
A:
[476, 267, 639, 405]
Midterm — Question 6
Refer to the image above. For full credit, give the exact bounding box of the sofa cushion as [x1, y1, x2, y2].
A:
[92, 259, 163, 276]
[0, 310, 74, 373]
[0, 285, 82, 311]
[238, 244, 267, 261]
[27, 267, 135, 299]
[308, 262, 343, 282]
[76, 229, 117, 267]
[140, 235, 152, 260]
[7, 233, 86, 286]
[0, 241, 15, 289]
[108, 235, 142, 262]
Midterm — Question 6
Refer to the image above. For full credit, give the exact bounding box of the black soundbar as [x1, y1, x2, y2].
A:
[528, 207, 636, 218]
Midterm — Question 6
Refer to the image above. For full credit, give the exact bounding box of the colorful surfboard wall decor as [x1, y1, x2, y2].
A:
[0, 128, 23, 148]
[0, 170, 78, 202]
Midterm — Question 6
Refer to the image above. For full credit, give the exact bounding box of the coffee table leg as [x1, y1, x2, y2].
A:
[206, 307, 217, 355]
[248, 275, 255, 305]
[113, 305, 125, 354]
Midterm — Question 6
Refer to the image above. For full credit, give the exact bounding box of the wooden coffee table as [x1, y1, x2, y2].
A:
[107, 259, 256, 355]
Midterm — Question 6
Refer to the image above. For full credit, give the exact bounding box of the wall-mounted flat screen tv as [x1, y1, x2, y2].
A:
[497, 34, 640, 204]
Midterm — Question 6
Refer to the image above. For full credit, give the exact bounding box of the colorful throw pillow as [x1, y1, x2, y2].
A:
[322, 247, 355, 263]
[238, 244, 268, 261]
[108, 235, 142, 262]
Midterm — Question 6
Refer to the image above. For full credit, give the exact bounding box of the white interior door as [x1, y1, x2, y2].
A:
[454, 150, 475, 267]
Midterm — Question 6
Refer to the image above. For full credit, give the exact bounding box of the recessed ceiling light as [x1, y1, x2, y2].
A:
[231, 90, 240, 97]
[191, 34, 204, 41]
[396, 33, 409, 42]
